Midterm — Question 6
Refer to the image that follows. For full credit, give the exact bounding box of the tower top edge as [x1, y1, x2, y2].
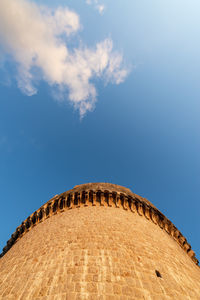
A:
[1, 183, 199, 266]
[62, 182, 155, 209]
[72, 182, 133, 194]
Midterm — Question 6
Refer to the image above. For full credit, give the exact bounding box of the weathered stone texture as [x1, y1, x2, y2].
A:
[0, 183, 200, 299]
[0, 206, 200, 299]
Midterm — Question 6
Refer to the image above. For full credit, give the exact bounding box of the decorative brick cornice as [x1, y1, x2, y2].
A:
[1, 183, 199, 266]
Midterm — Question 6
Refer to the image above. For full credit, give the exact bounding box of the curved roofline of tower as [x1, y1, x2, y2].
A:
[0, 183, 199, 266]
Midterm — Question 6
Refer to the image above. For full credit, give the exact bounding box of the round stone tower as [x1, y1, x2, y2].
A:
[0, 183, 200, 299]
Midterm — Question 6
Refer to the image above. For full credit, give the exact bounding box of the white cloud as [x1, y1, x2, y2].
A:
[97, 5, 105, 15]
[0, 0, 128, 116]
[86, 0, 105, 15]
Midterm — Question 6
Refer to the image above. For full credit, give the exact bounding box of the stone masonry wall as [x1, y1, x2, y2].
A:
[0, 206, 200, 299]
[0, 183, 200, 299]
[1, 184, 198, 265]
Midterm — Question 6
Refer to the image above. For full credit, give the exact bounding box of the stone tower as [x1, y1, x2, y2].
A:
[0, 183, 200, 299]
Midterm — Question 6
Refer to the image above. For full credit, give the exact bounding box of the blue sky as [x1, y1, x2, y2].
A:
[0, 0, 200, 260]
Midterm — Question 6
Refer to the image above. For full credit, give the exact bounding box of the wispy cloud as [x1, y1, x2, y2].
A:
[86, 0, 105, 15]
[0, 0, 128, 116]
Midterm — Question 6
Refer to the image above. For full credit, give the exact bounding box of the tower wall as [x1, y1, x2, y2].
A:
[0, 184, 200, 299]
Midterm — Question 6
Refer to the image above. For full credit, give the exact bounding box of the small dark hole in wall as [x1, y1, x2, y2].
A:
[155, 270, 162, 278]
